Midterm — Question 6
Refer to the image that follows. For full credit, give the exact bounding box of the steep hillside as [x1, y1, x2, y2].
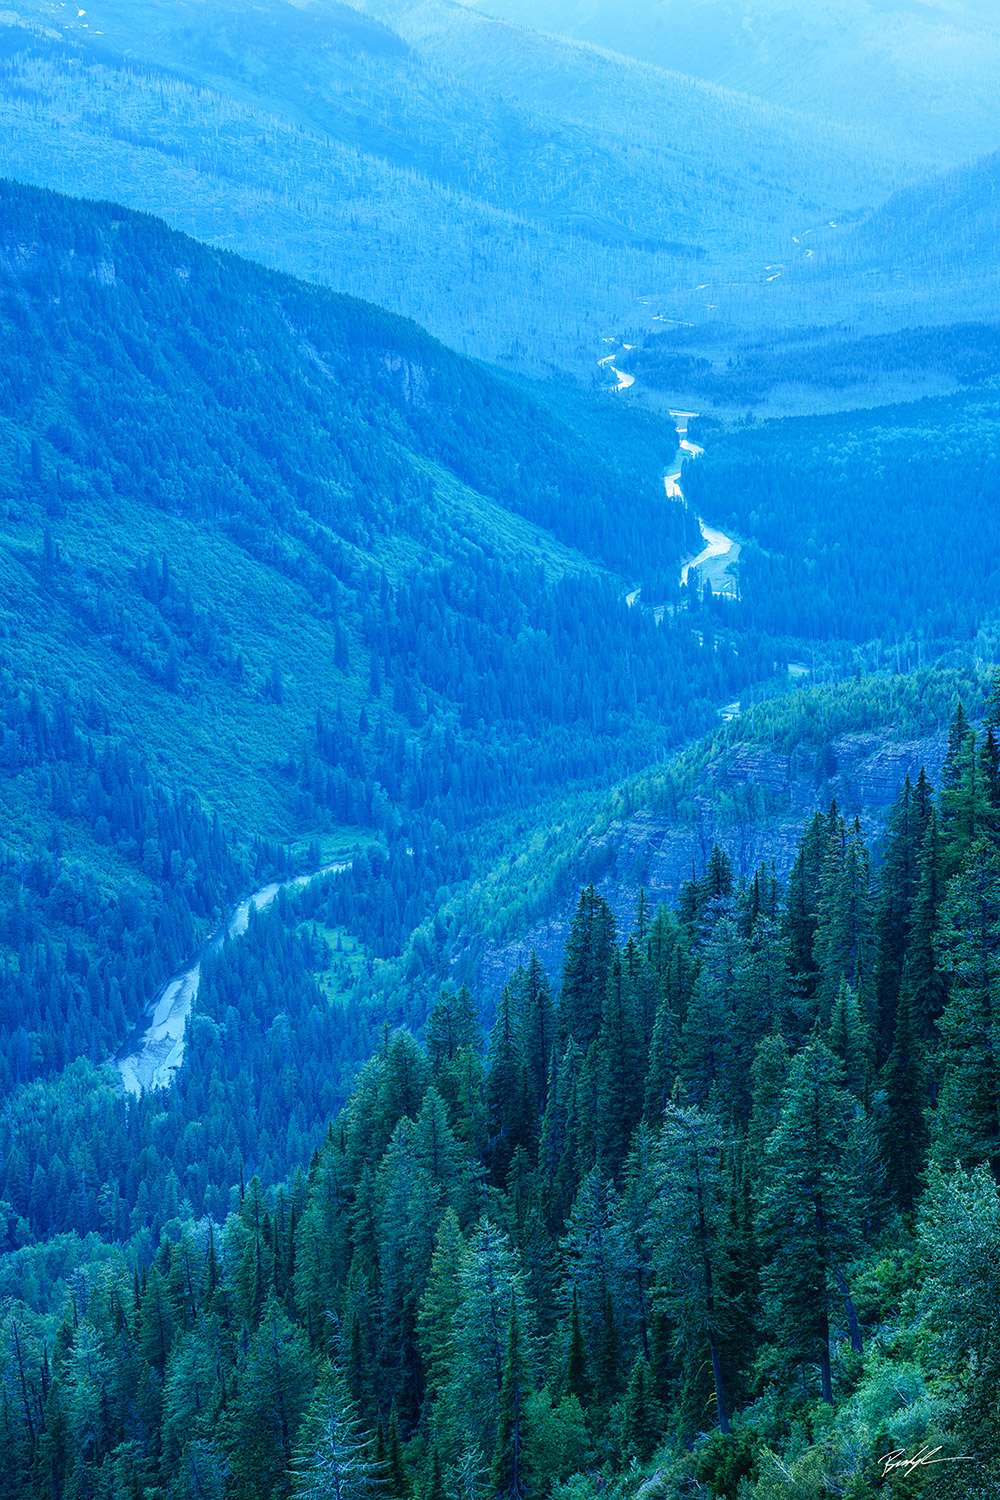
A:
[0, 173, 756, 837]
[463, 666, 983, 992]
[0, 0, 911, 367]
[0, 178, 775, 1133]
[460, 0, 1000, 164]
[844, 143, 1000, 263]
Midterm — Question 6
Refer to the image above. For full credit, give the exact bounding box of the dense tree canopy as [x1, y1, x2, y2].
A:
[4, 730, 1000, 1498]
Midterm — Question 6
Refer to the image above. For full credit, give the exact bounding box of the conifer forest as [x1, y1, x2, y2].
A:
[2, 2, 1000, 1499]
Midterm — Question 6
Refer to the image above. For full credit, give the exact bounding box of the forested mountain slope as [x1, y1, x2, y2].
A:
[0, 0, 911, 366]
[681, 381, 1000, 643]
[2, 193, 999, 1485]
[732, 145, 1000, 344]
[0, 177, 774, 1233]
[840, 147, 1000, 276]
[0, 174, 709, 821]
[8, 687, 1000, 1500]
[3, 174, 993, 1127]
[460, 0, 1000, 165]
[465, 667, 980, 991]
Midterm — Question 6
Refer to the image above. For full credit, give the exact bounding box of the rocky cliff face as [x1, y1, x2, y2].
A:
[476, 724, 950, 999]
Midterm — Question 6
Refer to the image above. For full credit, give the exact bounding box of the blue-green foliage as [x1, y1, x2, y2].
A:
[683, 386, 1000, 642]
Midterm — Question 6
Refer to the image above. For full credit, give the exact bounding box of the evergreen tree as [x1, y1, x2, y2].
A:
[782, 810, 833, 1017]
[980, 726, 1000, 830]
[291, 1367, 382, 1500]
[813, 818, 876, 1036]
[985, 669, 1000, 731]
[294, 1142, 352, 1344]
[642, 987, 677, 1128]
[560, 1169, 628, 1380]
[426, 987, 482, 1075]
[719, 1137, 758, 1387]
[620, 1356, 665, 1464]
[679, 846, 735, 938]
[740, 861, 782, 934]
[417, 1210, 465, 1403]
[877, 977, 929, 1213]
[939, 702, 988, 877]
[489, 1306, 532, 1500]
[654, 1105, 734, 1435]
[381, 1031, 431, 1131]
[423, 1446, 445, 1500]
[161, 1320, 227, 1474]
[596, 950, 644, 1174]
[918, 1164, 1000, 1461]
[746, 1034, 791, 1164]
[643, 921, 691, 1126]
[827, 979, 869, 1100]
[538, 1041, 587, 1233]
[646, 905, 689, 987]
[563, 1286, 592, 1408]
[437, 1223, 534, 1465]
[485, 981, 534, 1185]
[942, 698, 971, 785]
[622, 934, 660, 1058]
[934, 837, 1000, 1174]
[596, 1288, 621, 1405]
[386, 1408, 410, 1500]
[759, 1039, 862, 1403]
[873, 772, 931, 1058]
[559, 886, 617, 1051]
[615, 1124, 663, 1367]
[226, 1297, 314, 1500]
[703, 844, 734, 904]
[137, 1265, 176, 1376]
[439, 1046, 488, 1162]
[375, 1113, 449, 1421]
[633, 888, 652, 944]
[905, 809, 948, 1044]
[414, 1088, 475, 1214]
[732, 915, 790, 1059]
[518, 953, 556, 1119]
[678, 918, 737, 1111]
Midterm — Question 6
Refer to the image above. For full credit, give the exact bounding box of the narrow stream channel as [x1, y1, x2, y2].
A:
[667, 410, 739, 595]
[117, 862, 347, 1095]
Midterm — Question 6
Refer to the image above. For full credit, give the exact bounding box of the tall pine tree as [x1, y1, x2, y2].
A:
[758, 1039, 862, 1403]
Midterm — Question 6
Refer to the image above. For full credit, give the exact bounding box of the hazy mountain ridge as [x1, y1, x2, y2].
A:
[833, 146, 1000, 277]
[458, 0, 1000, 164]
[0, 0, 914, 368]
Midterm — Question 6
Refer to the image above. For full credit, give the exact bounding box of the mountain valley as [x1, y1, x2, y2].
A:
[1, 4, 1000, 1499]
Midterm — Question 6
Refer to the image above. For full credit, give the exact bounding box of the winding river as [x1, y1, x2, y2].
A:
[667, 410, 739, 596]
[117, 862, 346, 1095]
[595, 352, 739, 595]
[598, 346, 636, 390]
[119, 388, 736, 1097]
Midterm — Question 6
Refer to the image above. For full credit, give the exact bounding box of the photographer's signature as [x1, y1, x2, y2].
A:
[880, 1444, 974, 1479]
